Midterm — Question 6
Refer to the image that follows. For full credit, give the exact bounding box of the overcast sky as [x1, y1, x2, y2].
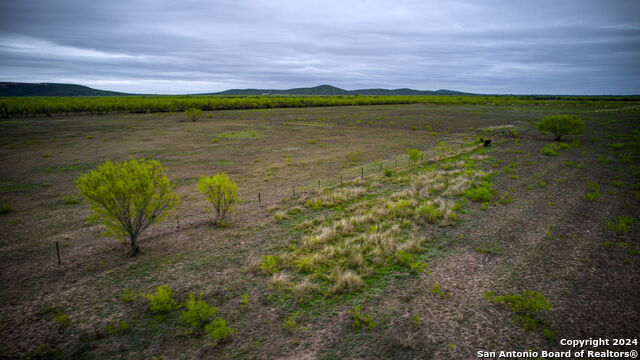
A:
[1, 0, 639, 94]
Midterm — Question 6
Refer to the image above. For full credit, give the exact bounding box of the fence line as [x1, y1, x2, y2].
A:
[245, 138, 481, 210]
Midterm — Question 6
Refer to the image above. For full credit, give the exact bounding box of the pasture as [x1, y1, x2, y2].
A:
[0, 101, 639, 359]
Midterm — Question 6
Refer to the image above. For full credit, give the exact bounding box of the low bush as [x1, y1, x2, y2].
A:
[282, 312, 299, 332]
[205, 318, 236, 341]
[464, 182, 494, 202]
[184, 108, 202, 122]
[146, 284, 179, 313]
[350, 305, 376, 332]
[182, 293, 218, 329]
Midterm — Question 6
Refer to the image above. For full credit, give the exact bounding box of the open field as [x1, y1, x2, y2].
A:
[0, 101, 639, 359]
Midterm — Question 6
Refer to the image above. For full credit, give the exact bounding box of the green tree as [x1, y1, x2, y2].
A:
[406, 149, 422, 162]
[76, 159, 179, 256]
[184, 107, 203, 122]
[197, 172, 238, 224]
[535, 114, 584, 141]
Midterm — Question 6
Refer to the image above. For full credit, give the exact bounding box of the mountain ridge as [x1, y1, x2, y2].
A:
[0, 82, 475, 97]
[0, 82, 129, 97]
[204, 84, 474, 96]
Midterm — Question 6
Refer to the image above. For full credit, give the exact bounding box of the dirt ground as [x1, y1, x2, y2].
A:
[0, 102, 638, 359]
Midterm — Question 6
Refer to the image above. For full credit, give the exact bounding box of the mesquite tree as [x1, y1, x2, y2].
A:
[184, 108, 203, 122]
[197, 172, 238, 224]
[76, 159, 179, 256]
[535, 114, 584, 142]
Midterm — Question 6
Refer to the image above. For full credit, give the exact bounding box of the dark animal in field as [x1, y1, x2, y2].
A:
[479, 138, 492, 147]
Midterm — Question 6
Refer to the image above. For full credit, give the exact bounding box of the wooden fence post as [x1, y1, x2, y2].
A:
[55, 241, 61, 265]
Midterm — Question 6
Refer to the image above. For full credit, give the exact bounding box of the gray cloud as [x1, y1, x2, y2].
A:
[1, 0, 639, 94]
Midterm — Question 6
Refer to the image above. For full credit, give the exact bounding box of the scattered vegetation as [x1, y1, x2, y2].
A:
[214, 130, 259, 140]
[262, 146, 492, 296]
[476, 242, 503, 255]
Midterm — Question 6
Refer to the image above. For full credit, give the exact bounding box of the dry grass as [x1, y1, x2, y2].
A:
[265, 145, 490, 295]
[305, 187, 366, 208]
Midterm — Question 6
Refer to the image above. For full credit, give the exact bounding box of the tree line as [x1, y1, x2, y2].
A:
[1, 95, 638, 118]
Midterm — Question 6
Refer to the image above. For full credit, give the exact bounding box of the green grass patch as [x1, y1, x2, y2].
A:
[213, 130, 260, 141]
[46, 162, 96, 173]
[605, 216, 634, 234]
[484, 290, 552, 331]
[0, 203, 12, 214]
[541, 142, 570, 156]
[0, 180, 50, 193]
[583, 182, 601, 202]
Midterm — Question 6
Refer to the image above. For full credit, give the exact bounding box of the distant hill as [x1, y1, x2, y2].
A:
[203, 84, 475, 96]
[1, 82, 475, 97]
[0, 82, 128, 97]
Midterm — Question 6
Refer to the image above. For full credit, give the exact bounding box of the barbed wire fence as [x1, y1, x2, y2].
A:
[248, 126, 522, 211]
